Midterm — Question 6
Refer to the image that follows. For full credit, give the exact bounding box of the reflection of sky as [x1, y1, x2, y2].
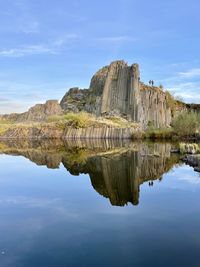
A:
[0, 155, 200, 266]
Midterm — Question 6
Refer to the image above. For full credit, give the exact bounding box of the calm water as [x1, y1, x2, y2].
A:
[0, 140, 200, 267]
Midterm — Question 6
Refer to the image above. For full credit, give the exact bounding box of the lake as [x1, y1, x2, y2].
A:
[0, 139, 200, 267]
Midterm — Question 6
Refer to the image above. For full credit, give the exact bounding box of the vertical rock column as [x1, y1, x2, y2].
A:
[127, 64, 141, 122]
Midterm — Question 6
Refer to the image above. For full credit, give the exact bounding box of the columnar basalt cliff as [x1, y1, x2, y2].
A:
[1, 60, 200, 140]
[61, 60, 172, 128]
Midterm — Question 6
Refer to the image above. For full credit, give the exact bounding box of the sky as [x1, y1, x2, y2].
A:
[0, 0, 200, 113]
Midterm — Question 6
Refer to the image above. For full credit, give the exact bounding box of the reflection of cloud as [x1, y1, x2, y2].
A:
[0, 196, 79, 218]
[0, 196, 61, 207]
[177, 166, 200, 184]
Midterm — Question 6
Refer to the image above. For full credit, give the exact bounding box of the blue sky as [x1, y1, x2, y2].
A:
[0, 0, 200, 113]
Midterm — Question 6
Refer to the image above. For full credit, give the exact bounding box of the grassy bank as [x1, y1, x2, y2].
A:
[132, 112, 200, 141]
[1, 111, 200, 141]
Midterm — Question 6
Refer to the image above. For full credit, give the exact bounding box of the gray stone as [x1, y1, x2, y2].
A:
[60, 60, 172, 128]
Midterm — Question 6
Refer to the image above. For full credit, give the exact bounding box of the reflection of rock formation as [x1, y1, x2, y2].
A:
[80, 147, 178, 206]
[0, 140, 179, 206]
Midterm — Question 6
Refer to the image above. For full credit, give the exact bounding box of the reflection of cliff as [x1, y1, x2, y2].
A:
[82, 147, 178, 206]
[0, 140, 179, 206]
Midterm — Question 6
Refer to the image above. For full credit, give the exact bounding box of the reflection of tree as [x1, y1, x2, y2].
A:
[0, 140, 179, 206]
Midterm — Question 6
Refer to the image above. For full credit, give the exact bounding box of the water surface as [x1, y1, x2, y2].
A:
[0, 140, 199, 267]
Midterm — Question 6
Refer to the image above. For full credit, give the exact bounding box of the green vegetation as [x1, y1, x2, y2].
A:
[165, 91, 176, 117]
[172, 112, 200, 137]
[144, 127, 173, 140]
[135, 112, 200, 141]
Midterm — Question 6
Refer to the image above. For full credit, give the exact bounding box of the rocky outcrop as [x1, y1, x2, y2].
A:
[0, 125, 137, 140]
[1, 100, 63, 122]
[182, 154, 200, 172]
[60, 60, 172, 128]
[140, 84, 171, 128]
[63, 125, 136, 139]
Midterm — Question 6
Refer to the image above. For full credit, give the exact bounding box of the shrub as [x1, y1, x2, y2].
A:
[172, 112, 200, 137]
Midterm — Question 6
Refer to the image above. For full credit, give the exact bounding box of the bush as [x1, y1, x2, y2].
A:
[172, 112, 200, 137]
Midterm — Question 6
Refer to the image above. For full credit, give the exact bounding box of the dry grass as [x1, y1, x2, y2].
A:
[47, 112, 138, 129]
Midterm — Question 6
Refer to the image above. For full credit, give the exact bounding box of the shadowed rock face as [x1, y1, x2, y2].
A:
[0, 140, 179, 206]
[60, 60, 172, 128]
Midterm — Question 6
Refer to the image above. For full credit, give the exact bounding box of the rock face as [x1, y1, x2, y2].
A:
[61, 60, 172, 128]
[0, 125, 136, 140]
[2, 100, 63, 122]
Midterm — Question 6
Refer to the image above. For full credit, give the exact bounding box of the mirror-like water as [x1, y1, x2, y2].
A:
[0, 140, 199, 267]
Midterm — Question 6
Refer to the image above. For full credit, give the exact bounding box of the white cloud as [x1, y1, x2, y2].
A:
[53, 34, 79, 46]
[179, 68, 200, 79]
[0, 33, 79, 58]
[96, 36, 137, 43]
[0, 45, 56, 57]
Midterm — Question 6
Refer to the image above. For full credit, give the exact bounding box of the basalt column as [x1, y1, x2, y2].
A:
[100, 61, 128, 115]
[127, 63, 141, 122]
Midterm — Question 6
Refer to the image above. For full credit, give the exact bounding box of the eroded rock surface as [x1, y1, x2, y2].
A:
[60, 60, 172, 128]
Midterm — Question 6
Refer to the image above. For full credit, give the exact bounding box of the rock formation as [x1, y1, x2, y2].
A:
[61, 60, 172, 128]
[1, 60, 200, 140]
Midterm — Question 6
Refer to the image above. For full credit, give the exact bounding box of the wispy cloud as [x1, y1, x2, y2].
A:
[179, 68, 200, 79]
[95, 36, 137, 43]
[0, 34, 79, 57]
[0, 45, 56, 57]
[53, 34, 79, 46]
[159, 66, 200, 103]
